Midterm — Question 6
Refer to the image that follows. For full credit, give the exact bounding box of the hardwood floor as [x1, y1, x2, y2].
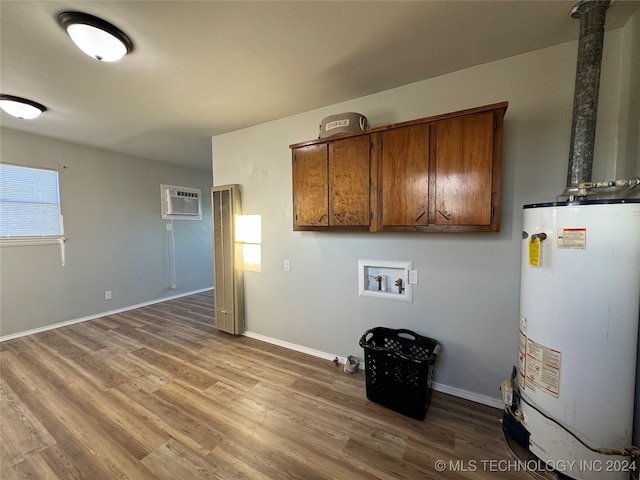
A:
[1, 292, 537, 480]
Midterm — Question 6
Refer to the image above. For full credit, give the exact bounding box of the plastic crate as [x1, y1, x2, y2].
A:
[359, 327, 440, 420]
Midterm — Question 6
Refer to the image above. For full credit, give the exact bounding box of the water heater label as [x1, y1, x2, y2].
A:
[557, 228, 587, 249]
[518, 332, 527, 389]
[518, 316, 527, 389]
[525, 337, 561, 397]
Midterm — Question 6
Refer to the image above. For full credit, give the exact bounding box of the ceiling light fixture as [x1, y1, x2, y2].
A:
[0, 95, 47, 120]
[57, 11, 133, 62]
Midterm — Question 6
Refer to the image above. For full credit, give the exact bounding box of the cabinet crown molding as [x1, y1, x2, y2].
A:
[289, 101, 508, 149]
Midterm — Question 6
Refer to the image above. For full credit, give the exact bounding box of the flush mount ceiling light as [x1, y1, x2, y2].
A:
[57, 11, 133, 62]
[0, 95, 47, 120]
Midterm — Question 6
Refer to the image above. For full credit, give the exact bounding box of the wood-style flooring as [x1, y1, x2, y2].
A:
[1, 291, 539, 479]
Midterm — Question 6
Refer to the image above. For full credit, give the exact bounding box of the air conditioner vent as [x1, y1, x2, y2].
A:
[161, 184, 202, 220]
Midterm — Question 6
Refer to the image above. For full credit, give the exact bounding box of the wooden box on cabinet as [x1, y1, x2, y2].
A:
[290, 101, 507, 233]
[212, 184, 244, 334]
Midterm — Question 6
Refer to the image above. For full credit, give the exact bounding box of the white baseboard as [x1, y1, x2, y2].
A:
[432, 382, 503, 409]
[243, 330, 503, 409]
[0, 287, 213, 342]
[243, 330, 352, 363]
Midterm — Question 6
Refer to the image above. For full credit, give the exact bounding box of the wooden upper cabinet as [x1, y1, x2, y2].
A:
[379, 124, 430, 227]
[329, 135, 370, 227]
[290, 101, 506, 233]
[432, 111, 495, 227]
[292, 136, 371, 230]
[292, 144, 329, 227]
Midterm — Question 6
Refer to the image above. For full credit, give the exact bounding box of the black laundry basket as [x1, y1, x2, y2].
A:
[359, 327, 440, 420]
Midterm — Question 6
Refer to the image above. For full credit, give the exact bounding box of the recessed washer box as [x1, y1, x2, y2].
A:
[358, 259, 413, 303]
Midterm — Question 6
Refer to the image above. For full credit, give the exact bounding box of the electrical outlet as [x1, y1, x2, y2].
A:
[105, 290, 112, 300]
[408, 270, 418, 285]
[283, 259, 290, 271]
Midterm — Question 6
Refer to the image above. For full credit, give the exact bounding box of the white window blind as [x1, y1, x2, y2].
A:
[0, 163, 62, 239]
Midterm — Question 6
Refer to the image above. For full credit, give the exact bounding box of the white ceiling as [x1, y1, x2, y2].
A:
[1, 1, 638, 171]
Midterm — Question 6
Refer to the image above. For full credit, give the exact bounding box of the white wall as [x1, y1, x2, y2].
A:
[211, 16, 638, 406]
[0, 129, 214, 338]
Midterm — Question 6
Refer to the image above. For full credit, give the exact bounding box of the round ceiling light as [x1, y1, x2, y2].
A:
[0, 95, 47, 120]
[57, 11, 133, 62]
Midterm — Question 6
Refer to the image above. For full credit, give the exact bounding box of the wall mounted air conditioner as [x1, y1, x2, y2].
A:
[161, 184, 202, 220]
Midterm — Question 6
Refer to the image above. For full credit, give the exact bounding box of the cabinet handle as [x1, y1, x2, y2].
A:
[438, 210, 451, 221]
[415, 211, 426, 222]
[334, 214, 343, 223]
[318, 214, 327, 223]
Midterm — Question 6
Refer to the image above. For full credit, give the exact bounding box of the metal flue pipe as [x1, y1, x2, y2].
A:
[565, 0, 611, 195]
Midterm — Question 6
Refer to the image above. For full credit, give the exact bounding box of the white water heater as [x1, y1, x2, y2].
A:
[516, 199, 640, 480]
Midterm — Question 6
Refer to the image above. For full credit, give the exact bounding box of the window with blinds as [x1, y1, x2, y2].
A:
[0, 163, 62, 242]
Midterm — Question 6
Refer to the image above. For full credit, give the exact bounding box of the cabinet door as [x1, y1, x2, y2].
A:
[380, 124, 429, 226]
[292, 144, 328, 228]
[433, 112, 494, 226]
[329, 136, 370, 226]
